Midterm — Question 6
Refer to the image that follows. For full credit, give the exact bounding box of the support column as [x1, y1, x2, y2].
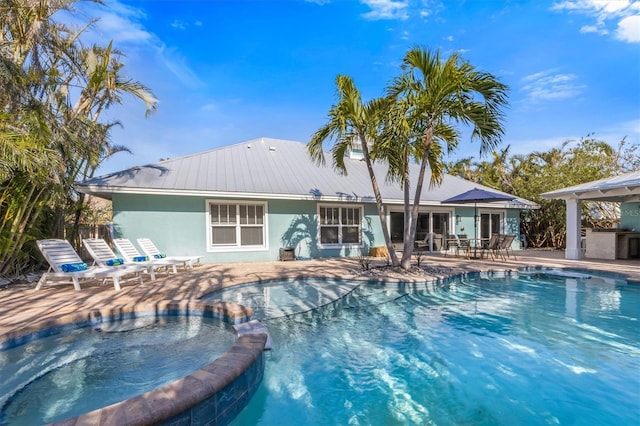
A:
[565, 198, 582, 259]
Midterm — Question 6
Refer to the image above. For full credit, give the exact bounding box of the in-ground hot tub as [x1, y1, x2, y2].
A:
[0, 300, 267, 425]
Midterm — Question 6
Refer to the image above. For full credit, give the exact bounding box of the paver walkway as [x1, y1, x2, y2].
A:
[1, 250, 638, 338]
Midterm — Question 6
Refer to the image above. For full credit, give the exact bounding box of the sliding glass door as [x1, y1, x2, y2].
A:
[389, 211, 451, 251]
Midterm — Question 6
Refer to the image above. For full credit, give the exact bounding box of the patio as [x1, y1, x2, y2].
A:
[1, 250, 638, 339]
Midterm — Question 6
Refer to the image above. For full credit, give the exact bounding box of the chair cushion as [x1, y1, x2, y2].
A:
[61, 262, 88, 272]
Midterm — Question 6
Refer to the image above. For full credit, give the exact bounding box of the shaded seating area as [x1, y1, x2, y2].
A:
[36, 239, 145, 291]
[443, 234, 516, 261]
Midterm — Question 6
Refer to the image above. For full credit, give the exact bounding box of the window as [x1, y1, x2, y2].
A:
[209, 202, 266, 248]
[319, 205, 362, 245]
[480, 212, 504, 239]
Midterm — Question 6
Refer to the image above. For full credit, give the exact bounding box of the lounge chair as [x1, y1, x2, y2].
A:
[112, 238, 180, 274]
[36, 239, 144, 291]
[83, 238, 173, 280]
[136, 238, 203, 270]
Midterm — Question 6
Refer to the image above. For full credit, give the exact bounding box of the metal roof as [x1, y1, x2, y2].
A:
[76, 137, 536, 208]
[541, 170, 640, 202]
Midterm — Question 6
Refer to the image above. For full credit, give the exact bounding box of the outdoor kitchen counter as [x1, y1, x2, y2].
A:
[585, 229, 640, 260]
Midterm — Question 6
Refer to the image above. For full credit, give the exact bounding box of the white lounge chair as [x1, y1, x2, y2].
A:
[112, 238, 179, 274]
[83, 238, 172, 281]
[36, 239, 144, 291]
[137, 238, 203, 270]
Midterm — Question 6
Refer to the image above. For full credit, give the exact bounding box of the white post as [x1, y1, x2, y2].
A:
[565, 198, 582, 259]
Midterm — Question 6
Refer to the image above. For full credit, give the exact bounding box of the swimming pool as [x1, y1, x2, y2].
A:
[209, 270, 640, 425]
[0, 315, 237, 425]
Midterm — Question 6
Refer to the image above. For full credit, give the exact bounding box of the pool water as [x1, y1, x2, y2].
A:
[205, 278, 360, 319]
[218, 271, 639, 426]
[0, 316, 236, 425]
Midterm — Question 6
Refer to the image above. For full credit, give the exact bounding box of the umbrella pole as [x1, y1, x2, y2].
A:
[474, 203, 478, 239]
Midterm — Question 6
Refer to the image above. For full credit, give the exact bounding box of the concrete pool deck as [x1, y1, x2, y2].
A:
[1, 249, 638, 338]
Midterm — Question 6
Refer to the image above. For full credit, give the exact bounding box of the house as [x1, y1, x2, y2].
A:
[76, 138, 537, 263]
[541, 170, 640, 260]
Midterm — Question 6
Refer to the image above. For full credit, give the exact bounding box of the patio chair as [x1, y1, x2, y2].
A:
[498, 234, 517, 260]
[137, 238, 203, 270]
[36, 239, 144, 291]
[481, 234, 504, 261]
[83, 238, 172, 281]
[415, 233, 430, 251]
[112, 238, 180, 274]
[444, 234, 458, 257]
[455, 235, 471, 259]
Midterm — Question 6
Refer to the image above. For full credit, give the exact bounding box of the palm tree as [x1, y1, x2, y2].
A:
[61, 42, 157, 245]
[385, 47, 508, 269]
[0, 0, 158, 274]
[307, 75, 400, 265]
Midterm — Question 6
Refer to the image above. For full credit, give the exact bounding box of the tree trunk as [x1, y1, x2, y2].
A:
[359, 131, 400, 266]
[401, 129, 433, 269]
[400, 148, 413, 269]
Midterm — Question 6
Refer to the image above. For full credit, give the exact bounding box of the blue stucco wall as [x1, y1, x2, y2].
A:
[111, 194, 521, 263]
[111, 195, 387, 263]
[112, 194, 206, 258]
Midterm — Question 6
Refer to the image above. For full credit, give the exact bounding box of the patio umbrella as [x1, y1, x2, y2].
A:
[442, 188, 515, 238]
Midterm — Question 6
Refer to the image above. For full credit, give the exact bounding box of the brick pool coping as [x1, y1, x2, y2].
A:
[0, 301, 268, 426]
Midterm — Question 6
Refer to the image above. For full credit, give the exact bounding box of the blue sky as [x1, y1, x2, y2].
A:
[68, 0, 640, 175]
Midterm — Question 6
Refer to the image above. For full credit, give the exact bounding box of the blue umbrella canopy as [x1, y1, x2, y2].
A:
[443, 188, 515, 239]
[442, 188, 514, 204]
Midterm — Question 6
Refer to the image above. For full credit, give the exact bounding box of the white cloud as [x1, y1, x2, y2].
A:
[521, 70, 585, 103]
[155, 44, 205, 88]
[551, 0, 640, 43]
[171, 19, 203, 30]
[361, 0, 409, 20]
[171, 20, 187, 30]
[94, 12, 154, 44]
[579, 24, 607, 35]
[66, 1, 204, 88]
[616, 14, 640, 42]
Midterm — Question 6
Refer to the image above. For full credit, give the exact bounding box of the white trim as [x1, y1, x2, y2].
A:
[205, 199, 269, 252]
[317, 203, 365, 249]
[78, 185, 379, 202]
[78, 184, 532, 207]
